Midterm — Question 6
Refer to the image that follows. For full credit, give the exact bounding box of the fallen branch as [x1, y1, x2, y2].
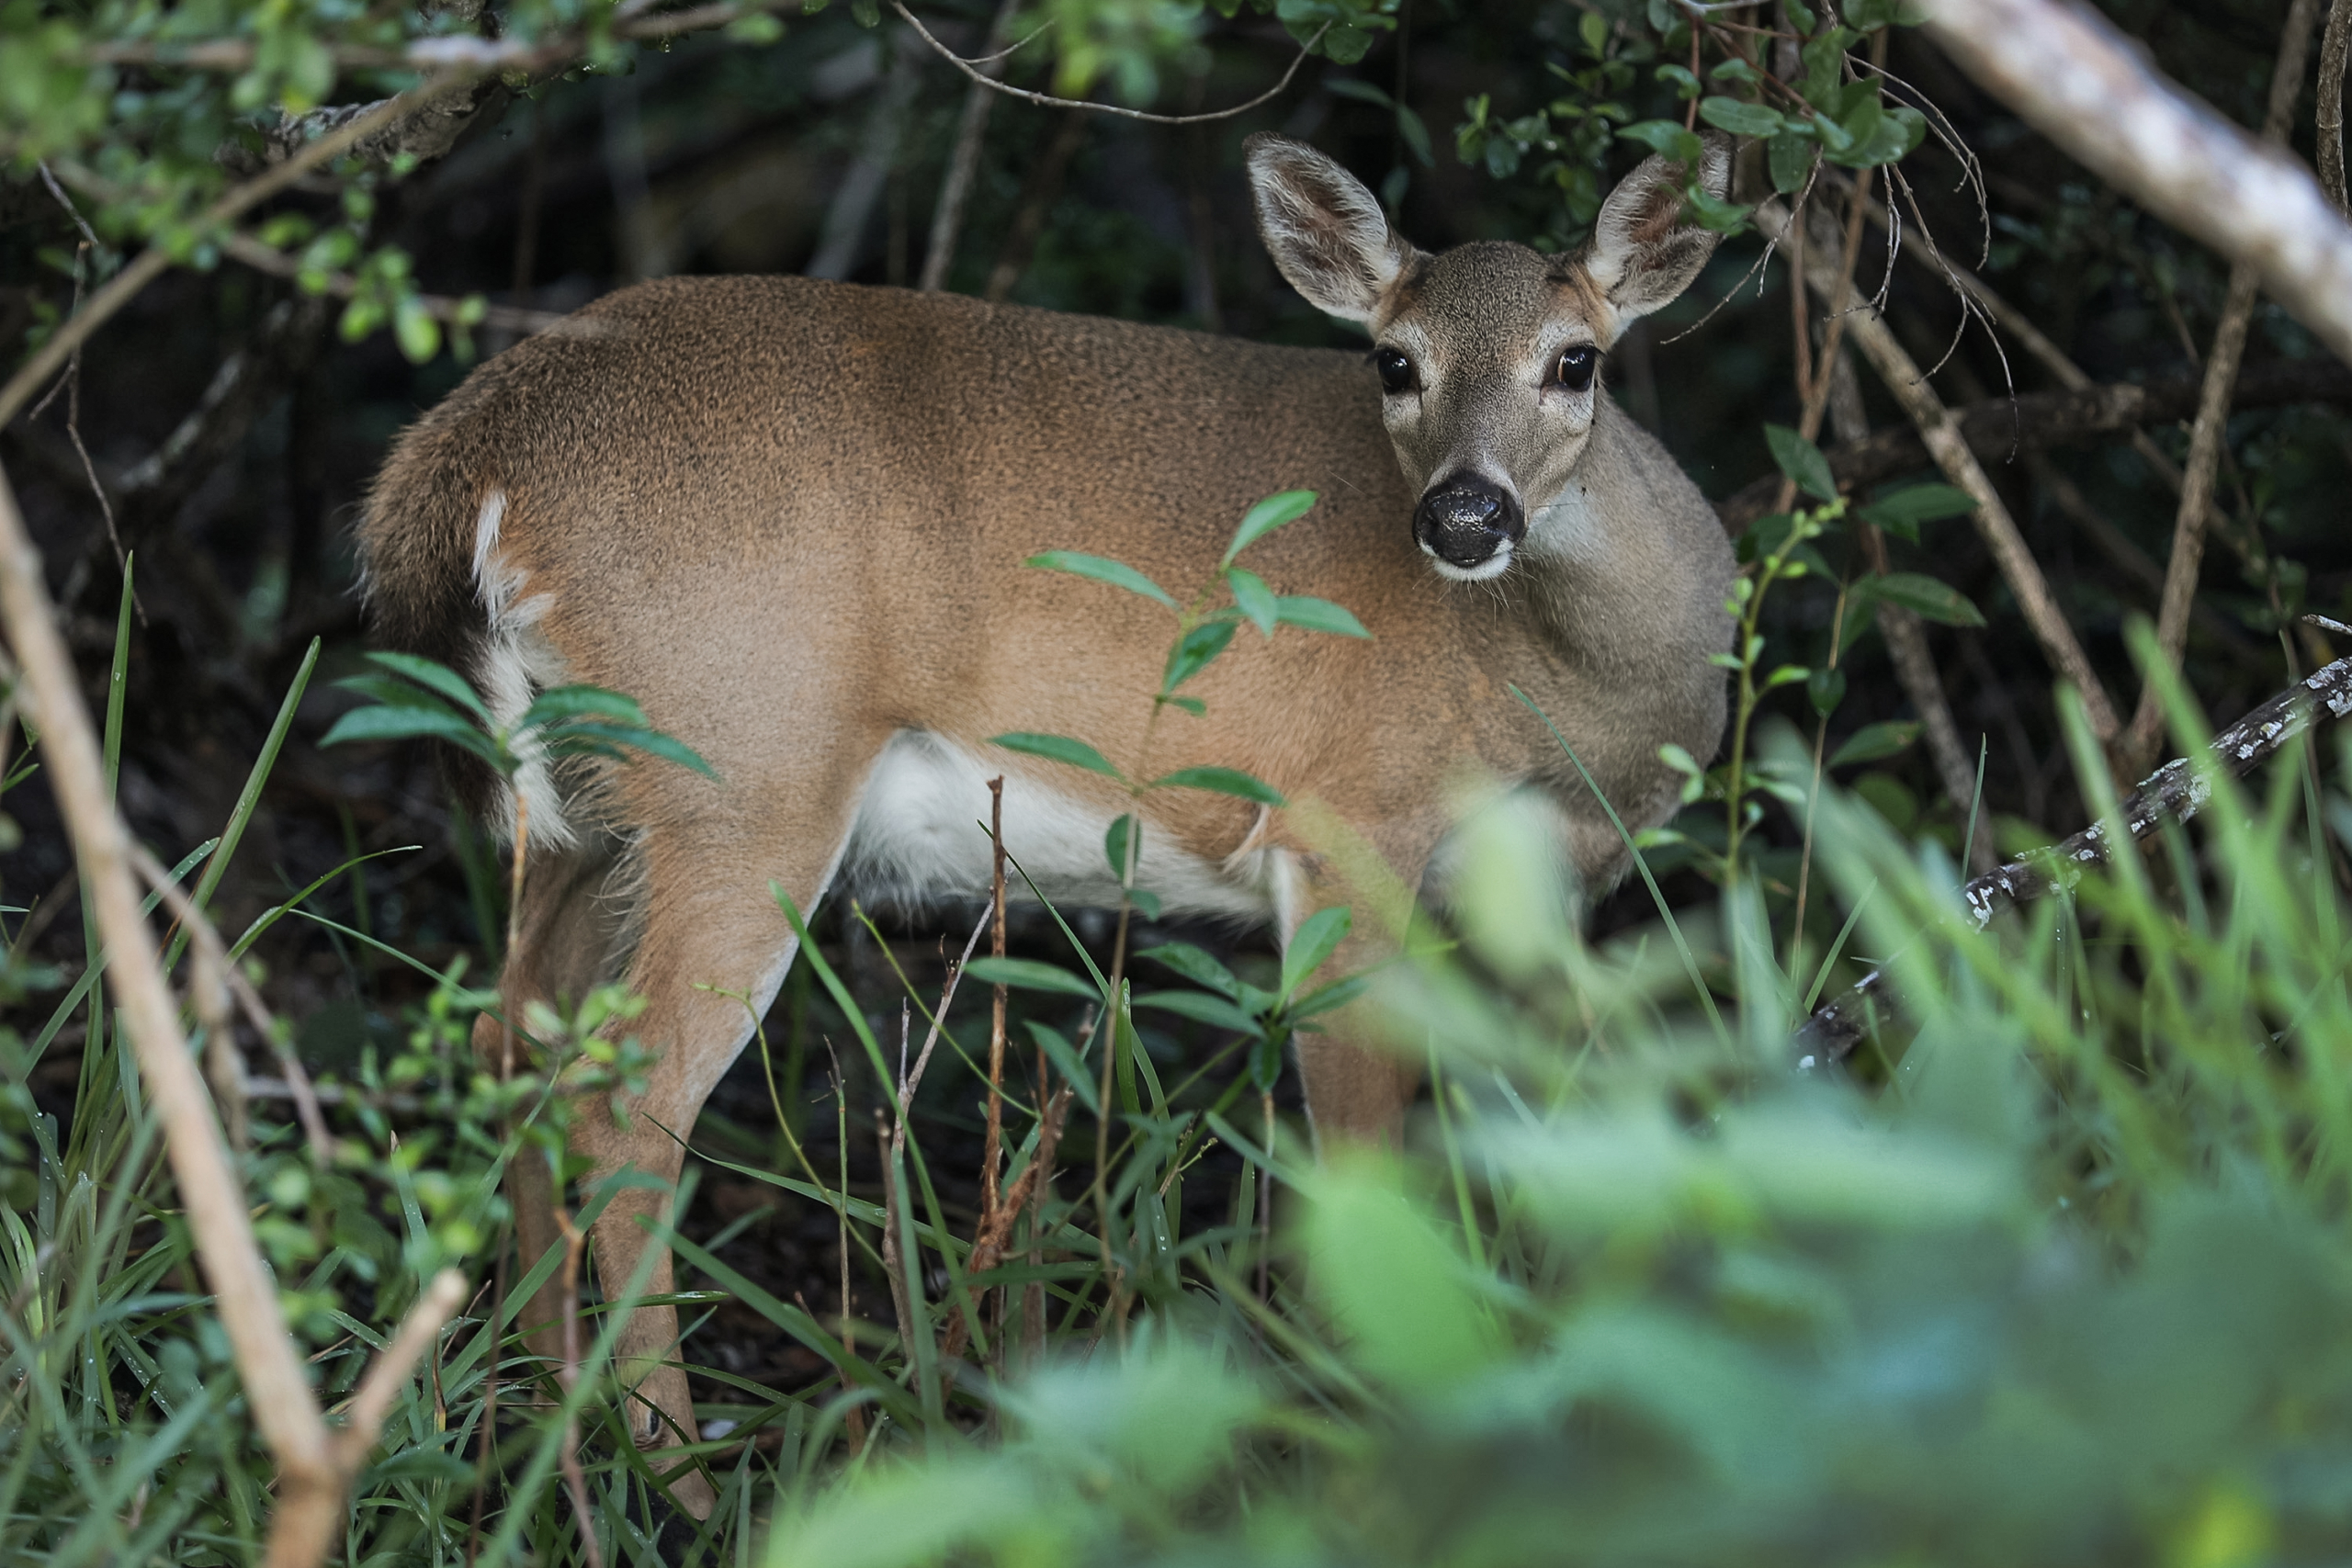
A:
[1712, 358, 2352, 533]
[1797, 638, 2352, 1060]
[1923, 0, 2352, 366]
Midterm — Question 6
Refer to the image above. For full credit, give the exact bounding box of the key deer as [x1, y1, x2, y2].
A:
[356, 132, 1736, 1511]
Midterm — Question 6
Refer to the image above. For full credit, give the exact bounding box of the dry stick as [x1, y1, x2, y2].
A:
[1770, 164, 1874, 517]
[2119, 0, 2323, 778]
[551, 1210, 606, 1568]
[893, 3, 1329, 125]
[2324, 0, 2352, 214]
[1923, 0, 2352, 367]
[0, 460, 324, 1563]
[2027, 453, 2262, 663]
[1755, 198, 2124, 747]
[1799, 646, 2352, 1059]
[938, 1087, 1070, 1362]
[920, 0, 1022, 292]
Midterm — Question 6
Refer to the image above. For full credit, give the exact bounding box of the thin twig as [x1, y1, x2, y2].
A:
[2120, 0, 2322, 777]
[130, 844, 334, 1166]
[920, 0, 1020, 292]
[892, 4, 1330, 125]
[982, 777, 1009, 1223]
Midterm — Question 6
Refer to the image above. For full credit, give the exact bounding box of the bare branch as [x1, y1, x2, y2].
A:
[1923, 0, 2352, 366]
[1799, 647, 2352, 1061]
[1754, 197, 2124, 744]
[891, 3, 1331, 126]
[1713, 357, 2352, 533]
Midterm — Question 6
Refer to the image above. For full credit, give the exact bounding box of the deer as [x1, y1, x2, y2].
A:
[355, 131, 1736, 1512]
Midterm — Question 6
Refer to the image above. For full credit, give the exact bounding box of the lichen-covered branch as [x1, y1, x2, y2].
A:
[1797, 649, 2352, 1060]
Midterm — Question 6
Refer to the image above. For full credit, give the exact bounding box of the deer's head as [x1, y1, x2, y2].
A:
[1246, 133, 1731, 581]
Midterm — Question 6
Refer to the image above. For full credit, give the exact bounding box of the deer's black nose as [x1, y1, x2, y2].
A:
[1414, 474, 1524, 570]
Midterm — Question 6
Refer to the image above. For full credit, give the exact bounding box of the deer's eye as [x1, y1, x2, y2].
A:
[1374, 348, 1415, 395]
[1555, 345, 1598, 393]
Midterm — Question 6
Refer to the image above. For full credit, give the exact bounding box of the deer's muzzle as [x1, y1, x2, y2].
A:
[1414, 474, 1525, 571]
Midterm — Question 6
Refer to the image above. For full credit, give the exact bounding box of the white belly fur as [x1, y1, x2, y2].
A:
[840, 730, 1273, 924]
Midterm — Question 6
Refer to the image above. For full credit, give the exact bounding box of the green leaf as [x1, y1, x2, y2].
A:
[546, 722, 718, 778]
[724, 11, 785, 42]
[1290, 972, 1372, 1020]
[1227, 566, 1278, 637]
[1132, 990, 1263, 1035]
[1858, 483, 1976, 543]
[1829, 719, 1921, 768]
[1024, 1021, 1099, 1116]
[1698, 96, 1784, 137]
[1619, 119, 1705, 164]
[1303, 1156, 1502, 1394]
[1874, 571, 1985, 626]
[1162, 620, 1238, 694]
[1281, 906, 1352, 1001]
[1224, 490, 1318, 565]
[519, 684, 646, 729]
[393, 296, 441, 364]
[1027, 550, 1177, 610]
[1808, 664, 1848, 716]
[319, 705, 503, 770]
[1137, 942, 1242, 999]
[1765, 423, 1838, 502]
[1657, 742, 1703, 778]
[1148, 766, 1286, 806]
[1396, 103, 1435, 168]
[1768, 131, 1816, 194]
[1105, 813, 1139, 886]
[991, 732, 1125, 782]
[963, 957, 1101, 998]
[363, 650, 492, 721]
[1273, 595, 1371, 638]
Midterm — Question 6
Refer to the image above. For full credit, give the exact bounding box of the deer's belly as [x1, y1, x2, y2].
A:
[838, 729, 1272, 923]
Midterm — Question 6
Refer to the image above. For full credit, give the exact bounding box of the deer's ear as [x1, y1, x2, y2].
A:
[1246, 134, 1419, 324]
[1583, 133, 1733, 331]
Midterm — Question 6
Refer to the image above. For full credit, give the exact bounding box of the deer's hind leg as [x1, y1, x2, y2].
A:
[469, 839, 634, 1378]
[566, 790, 870, 1517]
